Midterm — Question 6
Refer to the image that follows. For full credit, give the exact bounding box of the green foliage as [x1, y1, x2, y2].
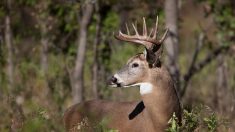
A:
[167, 113, 180, 132]
[96, 118, 118, 132]
[203, 113, 217, 132]
[167, 106, 229, 132]
[18, 0, 37, 6]
[0, 6, 5, 18]
[55, 3, 79, 32]
[103, 11, 119, 33]
[203, 0, 235, 46]
[182, 109, 199, 131]
[22, 107, 65, 132]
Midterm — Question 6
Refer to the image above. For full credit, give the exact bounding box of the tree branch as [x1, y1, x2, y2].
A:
[180, 42, 231, 97]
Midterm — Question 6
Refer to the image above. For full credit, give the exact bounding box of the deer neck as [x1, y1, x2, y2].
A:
[140, 68, 178, 129]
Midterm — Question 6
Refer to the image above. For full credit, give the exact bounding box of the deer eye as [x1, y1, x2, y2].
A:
[132, 63, 139, 68]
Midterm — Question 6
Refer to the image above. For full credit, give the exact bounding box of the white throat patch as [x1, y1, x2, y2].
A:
[139, 83, 153, 95]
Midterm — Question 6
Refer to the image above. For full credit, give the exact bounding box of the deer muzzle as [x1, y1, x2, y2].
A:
[108, 74, 123, 87]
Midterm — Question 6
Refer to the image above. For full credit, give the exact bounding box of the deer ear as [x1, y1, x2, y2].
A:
[144, 48, 156, 67]
[143, 49, 147, 59]
[144, 47, 162, 68]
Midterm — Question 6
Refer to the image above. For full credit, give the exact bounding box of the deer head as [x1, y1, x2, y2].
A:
[109, 17, 168, 90]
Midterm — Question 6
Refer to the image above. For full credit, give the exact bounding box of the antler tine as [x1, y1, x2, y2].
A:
[132, 22, 139, 36]
[118, 29, 130, 38]
[159, 28, 169, 43]
[119, 30, 123, 35]
[152, 16, 158, 39]
[125, 23, 130, 35]
[143, 17, 147, 36]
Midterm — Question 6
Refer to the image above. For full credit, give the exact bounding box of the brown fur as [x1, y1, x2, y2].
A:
[63, 55, 181, 132]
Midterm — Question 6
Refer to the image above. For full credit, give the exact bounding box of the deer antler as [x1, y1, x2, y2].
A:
[115, 16, 169, 51]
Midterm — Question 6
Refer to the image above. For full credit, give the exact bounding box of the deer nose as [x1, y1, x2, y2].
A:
[111, 76, 117, 83]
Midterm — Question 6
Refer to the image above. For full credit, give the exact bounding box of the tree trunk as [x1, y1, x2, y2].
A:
[216, 54, 228, 113]
[164, 0, 180, 91]
[92, 1, 102, 99]
[0, 31, 3, 97]
[10, 103, 24, 132]
[36, 1, 52, 104]
[5, 0, 14, 91]
[119, 7, 129, 31]
[38, 18, 51, 103]
[72, 3, 94, 104]
[40, 22, 49, 75]
[37, 1, 50, 76]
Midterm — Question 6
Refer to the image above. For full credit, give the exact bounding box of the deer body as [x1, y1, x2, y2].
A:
[64, 64, 181, 131]
[64, 100, 150, 132]
[64, 17, 181, 132]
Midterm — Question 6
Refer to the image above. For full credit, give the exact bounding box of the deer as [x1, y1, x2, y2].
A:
[63, 17, 182, 132]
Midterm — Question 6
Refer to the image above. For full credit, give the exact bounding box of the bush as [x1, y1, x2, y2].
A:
[167, 105, 229, 132]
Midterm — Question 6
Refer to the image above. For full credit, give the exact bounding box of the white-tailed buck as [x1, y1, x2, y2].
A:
[63, 17, 182, 132]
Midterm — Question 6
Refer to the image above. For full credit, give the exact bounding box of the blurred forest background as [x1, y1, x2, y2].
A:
[0, 0, 235, 131]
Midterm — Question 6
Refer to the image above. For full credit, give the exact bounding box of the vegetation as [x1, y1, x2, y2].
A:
[0, 0, 234, 131]
[167, 105, 230, 132]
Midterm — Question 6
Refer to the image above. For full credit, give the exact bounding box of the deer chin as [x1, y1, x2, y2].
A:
[110, 82, 137, 88]
[123, 82, 153, 95]
[109, 82, 123, 88]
